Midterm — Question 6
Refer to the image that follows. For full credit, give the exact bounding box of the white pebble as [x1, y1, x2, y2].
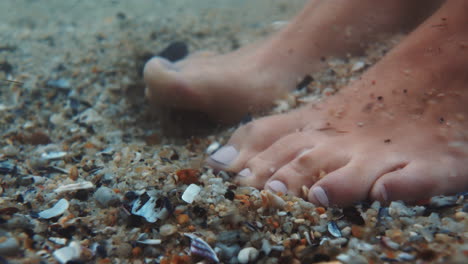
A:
[182, 184, 201, 203]
[159, 224, 177, 236]
[237, 247, 259, 264]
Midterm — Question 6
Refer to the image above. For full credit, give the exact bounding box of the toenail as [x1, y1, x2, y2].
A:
[209, 146, 239, 167]
[266, 180, 288, 194]
[311, 187, 329, 207]
[238, 168, 253, 178]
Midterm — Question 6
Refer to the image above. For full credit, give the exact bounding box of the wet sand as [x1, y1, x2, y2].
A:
[0, 0, 467, 263]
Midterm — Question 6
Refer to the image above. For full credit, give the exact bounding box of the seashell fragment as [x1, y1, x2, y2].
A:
[39, 199, 69, 219]
[131, 193, 168, 223]
[137, 239, 162, 245]
[351, 61, 366, 72]
[53, 241, 82, 264]
[185, 233, 219, 263]
[260, 190, 286, 209]
[55, 181, 94, 193]
[182, 184, 201, 204]
[41, 151, 67, 160]
[238, 247, 259, 264]
[206, 142, 221, 155]
[0, 160, 16, 174]
[328, 221, 342, 238]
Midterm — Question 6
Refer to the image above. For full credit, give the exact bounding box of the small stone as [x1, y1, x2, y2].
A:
[282, 221, 294, 234]
[455, 211, 467, 221]
[47, 78, 71, 89]
[69, 166, 79, 180]
[116, 243, 132, 258]
[0, 236, 20, 256]
[77, 108, 102, 124]
[176, 214, 190, 225]
[94, 187, 120, 207]
[238, 247, 259, 264]
[159, 224, 177, 236]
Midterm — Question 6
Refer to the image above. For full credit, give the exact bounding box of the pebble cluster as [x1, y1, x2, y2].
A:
[1, 0, 467, 263]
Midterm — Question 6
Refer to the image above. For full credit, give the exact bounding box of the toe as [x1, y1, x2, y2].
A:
[370, 161, 468, 204]
[308, 155, 407, 207]
[144, 57, 201, 107]
[208, 110, 306, 171]
[264, 143, 351, 196]
[236, 131, 318, 189]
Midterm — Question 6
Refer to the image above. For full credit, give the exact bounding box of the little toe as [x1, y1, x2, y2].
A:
[264, 144, 351, 196]
[308, 156, 407, 207]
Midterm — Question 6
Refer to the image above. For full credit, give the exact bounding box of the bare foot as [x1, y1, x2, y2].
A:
[208, 0, 468, 206]
[144, 0, 438, 123]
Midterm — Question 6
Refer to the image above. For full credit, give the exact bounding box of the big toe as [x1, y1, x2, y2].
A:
[144, 57, 203, 108]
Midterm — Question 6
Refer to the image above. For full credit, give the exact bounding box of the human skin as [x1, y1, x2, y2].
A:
[144, 0, 468, 206]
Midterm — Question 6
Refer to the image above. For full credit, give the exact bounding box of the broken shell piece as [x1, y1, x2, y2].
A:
[182, 184, 201, 204]
[53, 241, 82, 264]
[41, 151, 67, 160]
[131, 194, 168, 223]
[328, 221, 342, 238]
[351, 61, 366, 72]
[39, 199, 69, 219]
[55, 181, 94, 193]
[238, 247, 259, 264]
[185, 233, 219, 263]
[137, 239, 162, 245]
[301, 185, 309, 199]
[260, 190, 286, 209]
[206, 142, 221, 155]
[381, 236, 399, 250]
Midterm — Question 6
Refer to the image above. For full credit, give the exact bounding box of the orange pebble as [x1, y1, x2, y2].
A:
[177, 214, 190, 225]
[132, 246, 142, 257]
[176, 169, 200, 184]
[240, 199, 251, 207]
[315, 207, 326, 214]
[69, 166, 79, 180]
[84, 142, 96, 149]
[351, 225, 363, 238]
[272, 221, 280, 229]
[234, 194, 249, 200]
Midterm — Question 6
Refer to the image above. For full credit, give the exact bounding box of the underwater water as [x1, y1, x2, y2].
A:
[1, 1, 467, 263]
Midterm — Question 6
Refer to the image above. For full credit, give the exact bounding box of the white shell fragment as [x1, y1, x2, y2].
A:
[39, 199, 69, 219]
[260, 190, 286, 209]
[131, 195, 168, 223]
[182, 184, 201, 204]
[55, 181, 94, 193]
[205, 141, 221, 155]
[185, 233, 219, 263]
[238, 247, 259, 264]
[351, 61, 366, 72]
[41, 151, 67, 160]
[53, 241, 82, 264]
[137, 239, 162, 245]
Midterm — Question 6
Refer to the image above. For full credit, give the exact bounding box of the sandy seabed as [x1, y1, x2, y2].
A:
[0, 0, 467, 263]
